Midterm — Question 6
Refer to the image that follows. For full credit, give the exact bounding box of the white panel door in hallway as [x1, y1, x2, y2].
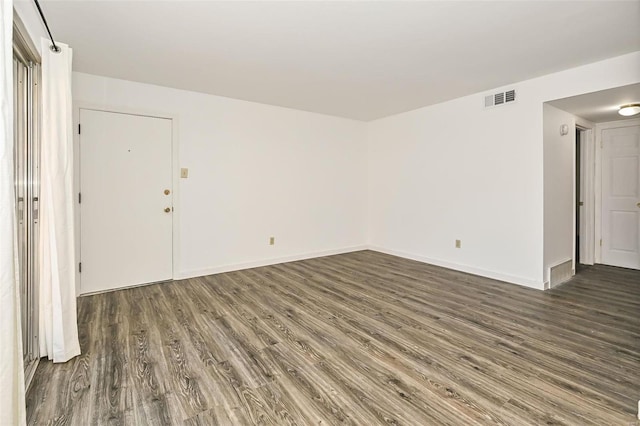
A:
[80, 109, 173, 294]
[601, 125, 640, 270]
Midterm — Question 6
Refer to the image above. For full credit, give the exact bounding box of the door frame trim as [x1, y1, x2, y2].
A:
[594, 117, 640, 265]
[575, 119, 595, 266]
[74, 104, 180, 295]
[14, 14, 42, 390]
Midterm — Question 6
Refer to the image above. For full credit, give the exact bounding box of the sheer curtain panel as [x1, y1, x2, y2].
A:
[1, 0, 27, 424]
[38, 38, 80, 363]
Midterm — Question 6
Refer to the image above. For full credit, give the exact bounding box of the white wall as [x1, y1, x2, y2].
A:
[367, 52, 640, 289]
[543, 104, 576, 280]
[14, 0, 640, 290]
[73, 72, 368, 281]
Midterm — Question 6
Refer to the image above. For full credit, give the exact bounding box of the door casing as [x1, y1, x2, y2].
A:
[74, 105, 181, 295]
[575, 121, 595, 266]
[595, 118, 640, 268]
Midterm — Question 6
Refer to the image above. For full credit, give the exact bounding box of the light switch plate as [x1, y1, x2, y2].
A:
[180, 168, 189, 178]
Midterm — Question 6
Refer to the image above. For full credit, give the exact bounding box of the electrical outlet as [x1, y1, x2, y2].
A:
[455, 239, 461, 248]
[269, 237, 275, 245]
[180, 168, 189, 178]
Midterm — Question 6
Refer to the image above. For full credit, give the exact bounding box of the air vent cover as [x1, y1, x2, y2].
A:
[505, 89, 516, 103]
[484, 95, 494, 107]
[484, 89, 516, 109]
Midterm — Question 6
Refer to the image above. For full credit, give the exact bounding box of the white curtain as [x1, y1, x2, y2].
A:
[39, 38, 80, 363]
[0, 0, 27, 424]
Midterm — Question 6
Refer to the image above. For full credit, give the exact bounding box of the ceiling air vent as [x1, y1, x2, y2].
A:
[484, 89, 516, 109]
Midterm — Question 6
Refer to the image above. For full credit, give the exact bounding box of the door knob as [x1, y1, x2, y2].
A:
[164, 207, 171, 213]
[164, 189, 170, 195]
[637, 202, 640, 208]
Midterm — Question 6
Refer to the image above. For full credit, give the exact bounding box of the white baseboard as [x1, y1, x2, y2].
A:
[367, 246, 544, 290]
[176, 245, 368, 280]
[87, 244, 544, 292]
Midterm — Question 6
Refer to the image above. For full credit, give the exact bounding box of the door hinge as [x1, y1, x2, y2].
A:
[79, 262, 82, 273]
[78, 192, 82, 204]
[600, 239, 602, 246]
[78, 123, 81, 134]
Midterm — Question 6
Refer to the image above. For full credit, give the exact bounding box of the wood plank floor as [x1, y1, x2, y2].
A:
[26, 250, 640, 425]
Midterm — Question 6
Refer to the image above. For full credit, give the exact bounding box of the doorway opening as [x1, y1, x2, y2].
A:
[574, 125, 593, 272]
[575, 128, 581, 270]
[545, 83, 640, 286]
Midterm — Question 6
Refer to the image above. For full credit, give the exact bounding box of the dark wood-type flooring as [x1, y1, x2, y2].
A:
[27, 251, 640, 425]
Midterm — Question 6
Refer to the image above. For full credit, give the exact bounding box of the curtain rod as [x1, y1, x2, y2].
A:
[33, 0, 60, 53]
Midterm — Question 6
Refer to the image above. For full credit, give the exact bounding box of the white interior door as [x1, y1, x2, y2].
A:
[80, 109, 173, 294]
[601, 125, 640, 270]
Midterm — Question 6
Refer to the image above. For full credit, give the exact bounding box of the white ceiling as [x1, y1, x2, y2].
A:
[25, 1, 640, 121]
[548, 83, 640, 123]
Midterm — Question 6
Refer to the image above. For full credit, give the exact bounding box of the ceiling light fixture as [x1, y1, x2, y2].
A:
[618, 103, 640, 116]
